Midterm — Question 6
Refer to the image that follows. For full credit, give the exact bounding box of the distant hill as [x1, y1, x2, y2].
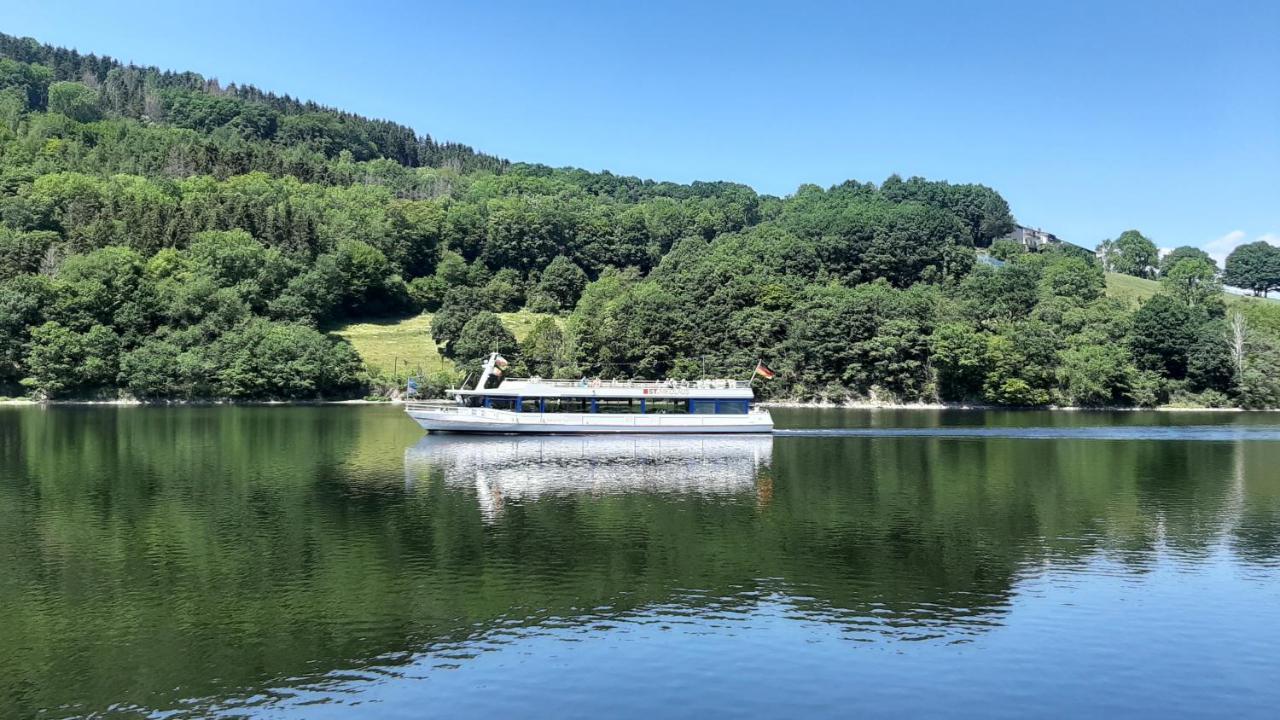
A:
[0, 32, 506, 174]
[2, 33, 1279, 408]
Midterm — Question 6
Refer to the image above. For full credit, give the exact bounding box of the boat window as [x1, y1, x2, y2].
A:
[595, 398, 640, 414]
[644, 399, 688, 414]
[687, 399, 749, 414]
[484, 397, 518, 411]
[689, 399, 718, 414]
[542, 397, 591, 413]
[520, 398, 542, 413]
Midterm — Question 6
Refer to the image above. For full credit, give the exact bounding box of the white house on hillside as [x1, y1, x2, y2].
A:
[1004, 225, 1063, 251]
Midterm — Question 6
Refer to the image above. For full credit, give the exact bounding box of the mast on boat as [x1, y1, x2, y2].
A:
[472, 352, 506, 390]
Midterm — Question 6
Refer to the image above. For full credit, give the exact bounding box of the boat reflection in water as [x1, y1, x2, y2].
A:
[404, 434, 773, 519]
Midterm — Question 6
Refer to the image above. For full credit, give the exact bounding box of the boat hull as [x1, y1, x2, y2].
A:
[406, 407, 774, 434]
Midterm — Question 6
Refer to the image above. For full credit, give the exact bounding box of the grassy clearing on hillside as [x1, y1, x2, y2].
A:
[1104, 272, 1280, 341]
[331, 310, 560, 377]
[1104, 272, 1161, 306]
[1105, 272, 1280, 310]
[331, 314, 445, 378]
[498, 310, 558, 344]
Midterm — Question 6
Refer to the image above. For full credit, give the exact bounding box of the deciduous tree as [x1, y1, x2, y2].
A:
[1223, 241, 1280, 297]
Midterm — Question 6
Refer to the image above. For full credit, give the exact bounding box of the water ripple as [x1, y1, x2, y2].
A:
[774, 424, 1280, 441]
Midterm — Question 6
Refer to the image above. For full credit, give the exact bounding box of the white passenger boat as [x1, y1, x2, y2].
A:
[405, 353, 774, 434]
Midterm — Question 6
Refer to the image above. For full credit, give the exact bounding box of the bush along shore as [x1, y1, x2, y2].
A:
[2, 33, 1280, 409]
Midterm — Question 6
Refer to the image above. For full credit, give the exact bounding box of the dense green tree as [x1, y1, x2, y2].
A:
[269, 254, 344, 324]
[959, 264, 1041, 325]
[47, 81, 101, 122]
[430, 286, 485, 356]
[333, 239, 407, 315]
[120, 337, 200, 399]
[0, 229, 57, 279]
[0, 275, 53, 386]
[0, 56, 53, 109]
[536, 255, 588, 311]
[1039, 254, 1105, 304]
[580, 280, 691, 379]
[482, 197, 570, 273]
[780, 282, 934, 397]
[188, 230, 293, 312]
[1223, 241, 1280, 297]
[569, 269, 638, 375]
[385, 199, 444, 279]
[483, 268, 525, 312]
[452, 311, 518, 372]
[1056, 344, 1135, 406]
[1160, 246, 1216, 275]
[442, 203, 487, 261]
[1100, 230, 1158, 278]
[1236, 335, 1280, 409]
[52, 245, 154, 337]
[880, 174, 1014, 246]
[433, 250, 471, 287]
[989, 239, 1024, 261]
[1129, 293, 1202, 379]
[206, 320, 363, 398]
[521, 317, 572, 378]
[840, 283, 937, 400]
[407, 274, 448, 312]
[1186, 321, 1236, 394]
[1161, 256, 1223, 311]
[981, 322, 1058, 406]
[22, 321, 120, 397]
[929, 322, 988, 401]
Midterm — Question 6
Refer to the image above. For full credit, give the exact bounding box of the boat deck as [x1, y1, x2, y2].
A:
[405, 403, 774, 434]
[449, 377, 755, 399]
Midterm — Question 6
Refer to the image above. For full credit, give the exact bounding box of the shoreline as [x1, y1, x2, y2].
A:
[0, 398, 397, 407]
[0, 397, 1261, 411]
[760, 400, 1249, 412]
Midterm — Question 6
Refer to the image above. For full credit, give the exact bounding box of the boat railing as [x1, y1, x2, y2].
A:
[404, 403, 505, 419]
[404, 400, 459, 411]
[404, 403, 770, 425]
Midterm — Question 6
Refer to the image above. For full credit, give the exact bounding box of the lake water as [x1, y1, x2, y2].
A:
[2, 406, 1279, 718]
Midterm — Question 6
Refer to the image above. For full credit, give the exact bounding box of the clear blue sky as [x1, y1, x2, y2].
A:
[6, 0, 1278, 257]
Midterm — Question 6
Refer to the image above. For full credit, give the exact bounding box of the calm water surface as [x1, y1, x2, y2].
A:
[2, 406, 1279, 718]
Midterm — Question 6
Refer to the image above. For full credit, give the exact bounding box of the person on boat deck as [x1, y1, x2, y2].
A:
[578, 377, 588, 387]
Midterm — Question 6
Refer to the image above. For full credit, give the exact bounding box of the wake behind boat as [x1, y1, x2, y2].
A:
[405, 353, 774, 434]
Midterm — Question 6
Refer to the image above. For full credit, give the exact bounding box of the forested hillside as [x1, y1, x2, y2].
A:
[2, 33, 1278, 407]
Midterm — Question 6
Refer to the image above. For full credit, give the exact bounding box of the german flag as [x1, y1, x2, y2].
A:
[754, 361, 776, 380]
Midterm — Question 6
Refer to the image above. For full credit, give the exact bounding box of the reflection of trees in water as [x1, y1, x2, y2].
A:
[0, 406, 374, 719]
[1, 407, 1279, 718]
[1230, 441, 1280, 564]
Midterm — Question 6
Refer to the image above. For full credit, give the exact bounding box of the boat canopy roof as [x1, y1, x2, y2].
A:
[449, 377, 755, 400]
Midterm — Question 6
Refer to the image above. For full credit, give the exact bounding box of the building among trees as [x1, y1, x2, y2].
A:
[1003, 225, 1063, 251]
